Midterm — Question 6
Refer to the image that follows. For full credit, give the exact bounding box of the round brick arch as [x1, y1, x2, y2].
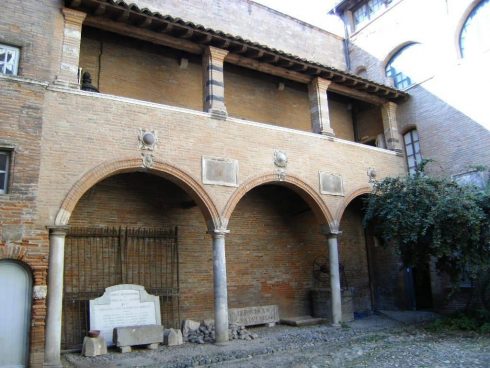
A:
[222, 173, 335, 231]
[334, 186, 372, 226]
[55, 158, 221, 229]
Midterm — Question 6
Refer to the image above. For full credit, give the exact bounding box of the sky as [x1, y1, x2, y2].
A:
[252, 0, 341, 31]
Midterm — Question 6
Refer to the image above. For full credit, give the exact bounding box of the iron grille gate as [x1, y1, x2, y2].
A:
[62, 227, 179, 351]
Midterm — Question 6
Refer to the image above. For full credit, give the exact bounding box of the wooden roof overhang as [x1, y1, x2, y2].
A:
[66, 0, 408, 105]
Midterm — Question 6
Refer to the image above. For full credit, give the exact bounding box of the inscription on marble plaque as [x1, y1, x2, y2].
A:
[229, 305, 279, 326]
[89, 284, 161, 346]
[319, 171, 344, 196]
[202, 156, 238, 187]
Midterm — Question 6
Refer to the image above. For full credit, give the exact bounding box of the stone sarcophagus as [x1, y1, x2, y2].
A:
[228, 305, 280, 327]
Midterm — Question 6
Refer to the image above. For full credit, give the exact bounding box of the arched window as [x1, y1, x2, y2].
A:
[385, 43, 427, 89]
[460, 0, 490, 58]
[403, 129, 422, 175]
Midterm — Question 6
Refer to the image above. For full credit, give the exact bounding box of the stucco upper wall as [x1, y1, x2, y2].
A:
[129, 0, 347, 69]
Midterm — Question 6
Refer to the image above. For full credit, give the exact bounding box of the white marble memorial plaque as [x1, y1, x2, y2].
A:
[89, 284, 161, 346]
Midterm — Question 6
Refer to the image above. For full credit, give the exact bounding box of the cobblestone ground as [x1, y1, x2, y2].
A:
[62, 315, 490, 368]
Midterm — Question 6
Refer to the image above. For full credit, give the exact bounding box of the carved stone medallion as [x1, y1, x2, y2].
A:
[138, 129, 158, 151]
[367, 167, 377, 183]
[274, 150, 288, 168]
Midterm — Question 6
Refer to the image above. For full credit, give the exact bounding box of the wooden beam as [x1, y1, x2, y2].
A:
[246, 49, 265, 59]
[138, 17, 152, 28]
[158, 23, 174, 34]
[117, 9, 130, 23]
[329, 83, 387, 105]
[196, 33, 213, 44]
[261, 54, 280, 64]
[231, 44, 248, 54]
[290, 64, 308, 72]
[276, 59, 294, 68]
[226, 53, 310, 84]
[179, 28, 194, 39]
[217, 39, 231, 48]
[94, 3, 106, 16]
[84, 15, 203, 55]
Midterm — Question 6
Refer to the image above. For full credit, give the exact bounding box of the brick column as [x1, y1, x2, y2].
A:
[54, 8, 86, 88]
[381, 101, 402, 152]
[326, 230, 342, 327]
[203, 46, 229, 120]
[208, 227, 230, 344]
[44, 226, 69, 368]
[308, 77, 335, 136]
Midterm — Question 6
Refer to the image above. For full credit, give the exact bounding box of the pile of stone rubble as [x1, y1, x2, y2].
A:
[182, 319, 258, 344]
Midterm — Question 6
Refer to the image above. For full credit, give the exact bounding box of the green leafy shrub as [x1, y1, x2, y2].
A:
[363, 167, 490, 289]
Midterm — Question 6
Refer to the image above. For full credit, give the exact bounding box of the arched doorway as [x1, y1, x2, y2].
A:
[0, 260, 32, 367]
[61, 170, 218, 349]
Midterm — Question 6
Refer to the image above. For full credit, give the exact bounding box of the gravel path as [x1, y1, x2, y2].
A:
[62, 315, 490, 368]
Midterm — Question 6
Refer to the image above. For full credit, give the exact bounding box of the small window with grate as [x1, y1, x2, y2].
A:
[403, 129, 422, 175]
[0, 151, 10, 194]
[0, 44, 20, 76]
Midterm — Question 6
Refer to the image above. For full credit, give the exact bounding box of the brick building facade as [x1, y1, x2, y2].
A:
[0, 0, 486, 367]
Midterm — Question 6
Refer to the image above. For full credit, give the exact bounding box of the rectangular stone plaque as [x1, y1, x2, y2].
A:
[229, 305, 279, 326]
[89, 284, 161, 346]
[319, 171, 344, 196]
[202, 156, 238, 187]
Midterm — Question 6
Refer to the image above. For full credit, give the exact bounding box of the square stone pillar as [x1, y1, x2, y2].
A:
[308, 77, 335, 136]
[203, 46, 229, 120]
[381, 101, 402, 152]
[54, 8, 87, 88]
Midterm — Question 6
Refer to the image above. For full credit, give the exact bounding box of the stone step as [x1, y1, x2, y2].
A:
[280, 316, 325, 326]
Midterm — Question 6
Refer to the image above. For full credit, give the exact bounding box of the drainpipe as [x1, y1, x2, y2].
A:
[342, 14, 352, 72]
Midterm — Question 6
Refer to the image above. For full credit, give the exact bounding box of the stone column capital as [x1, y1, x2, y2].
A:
[320, 225, 342, 239]
[327, 230, 342, 240]
[204, 46, 229, 63]
[61, 7, 87, 25]
[310, 77, 332, 92]
[207, 228, 230, 239]
[47, 225, 70, 237]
